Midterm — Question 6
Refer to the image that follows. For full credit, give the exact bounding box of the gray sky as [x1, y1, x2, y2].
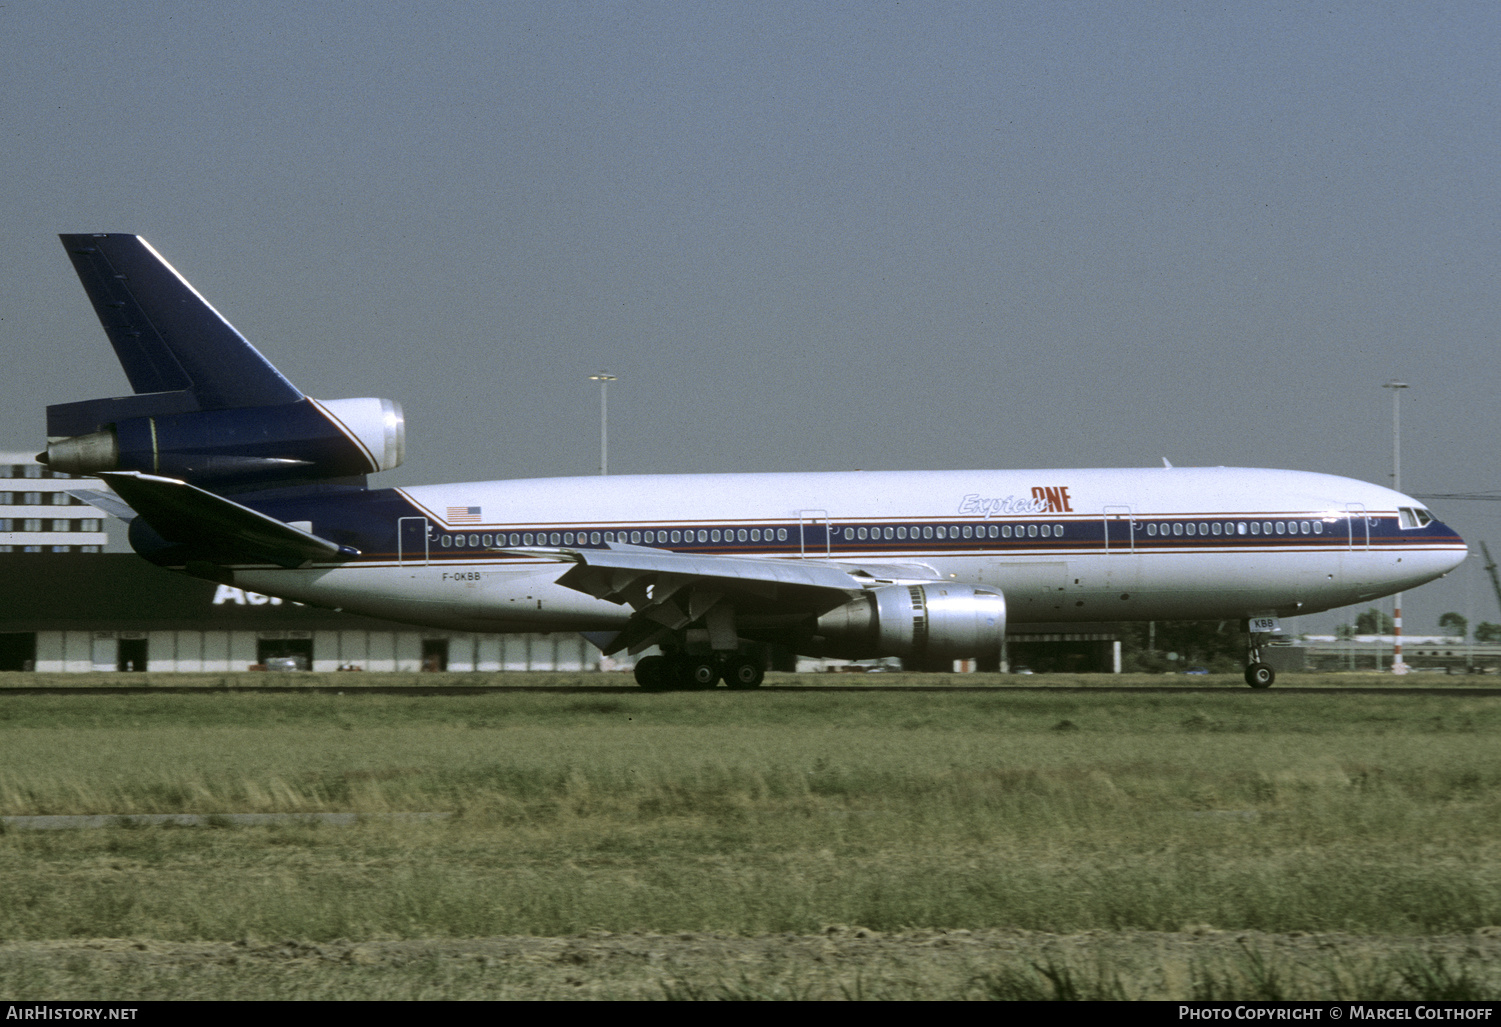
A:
[3, 1, 1497, 635]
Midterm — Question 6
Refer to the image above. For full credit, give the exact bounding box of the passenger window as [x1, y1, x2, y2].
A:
[961, 525, 972, 539]
[951, 526, 960, 538]
[1312, 522, 1322, 535]
[441, 535, 452, 547]
[1199, 523, 1208, 535]
[844, 527, 855, 540]
[629, 531, 641, 543]
[1185, 524, 1196, 536]
[605, 532, 616, 542]
[735, 529, 746, 542]
[1040, 524, 1051, 537]
[1275, 522, 1285, 535]
[899, 527, 909, 539]
[777, 528, 787, 541]
[750, 529, 760, 542]
[1211, 523, 1221, 536]
[1055, 524, 1064, 537]
[592, 532, 602, 544]
[549, 532, 561, 545]
[1248, 523, 1259, 536]
[1027, 524, 1038, 538]
[936, 527, 946, 539]
[1237, 522, 1247, 535]
[923, 526, 933, 539]
[1147, 524, 1157, 536]
[468, 535, 478, 547]
[858, 527, 867, 540]
[523, 533, 534, 545]
[884, 527, 893, 540]
[483, 534, 493, 546]
[1173, 523, 1182, 536]
[1300, 521, 1310, 534]
[698, 530, 708, 542]
[564, 532, 574, 545]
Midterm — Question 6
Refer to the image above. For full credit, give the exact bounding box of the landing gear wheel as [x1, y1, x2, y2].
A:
[634, 655, 668, 691]
[1244, 662, 1275, 689]
[680, 658, 720, 690]
[724, 658, 764, 690]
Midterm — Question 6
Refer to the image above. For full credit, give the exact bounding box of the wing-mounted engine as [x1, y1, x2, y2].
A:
[42, 396, 404, 489]
[813, 583, 1006, 662]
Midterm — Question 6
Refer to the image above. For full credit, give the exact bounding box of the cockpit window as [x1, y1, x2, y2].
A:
[1398, 507, 1434, 529]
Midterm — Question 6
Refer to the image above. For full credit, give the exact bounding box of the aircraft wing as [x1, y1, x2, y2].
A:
[99, 471, 358, 569]
[514, 543, 870, 654]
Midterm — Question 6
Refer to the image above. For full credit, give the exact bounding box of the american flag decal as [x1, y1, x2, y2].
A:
[447, 506, 482, 523]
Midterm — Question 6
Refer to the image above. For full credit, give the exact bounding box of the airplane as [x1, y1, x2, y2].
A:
[38, 234, 1467, 689]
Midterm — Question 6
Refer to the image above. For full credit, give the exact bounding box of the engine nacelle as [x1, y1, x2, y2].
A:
[813, 583, 1007, 662]
[43, 396, 404, 488]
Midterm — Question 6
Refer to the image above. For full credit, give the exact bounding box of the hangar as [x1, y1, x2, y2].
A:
[0, 552, 612, 673]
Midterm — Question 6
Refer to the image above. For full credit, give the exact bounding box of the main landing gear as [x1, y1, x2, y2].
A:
[634, 652, 766, 691]
[1244, 631, 1275, 689]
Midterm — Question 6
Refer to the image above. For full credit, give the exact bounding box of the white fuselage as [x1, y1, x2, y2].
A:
[229, 466, 1466, 637]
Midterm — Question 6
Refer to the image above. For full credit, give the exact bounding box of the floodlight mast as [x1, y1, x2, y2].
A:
[1384, 380, 1409, 674]
[588, 373, 617, 475]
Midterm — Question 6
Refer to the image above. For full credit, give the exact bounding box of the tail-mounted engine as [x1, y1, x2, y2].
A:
[45, 234, 405, 491]
[42, 396, 404, 489]
[812, 583, 1006, 662]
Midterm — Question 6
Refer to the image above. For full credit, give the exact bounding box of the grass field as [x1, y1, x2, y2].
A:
[1, 673, 1498, 999]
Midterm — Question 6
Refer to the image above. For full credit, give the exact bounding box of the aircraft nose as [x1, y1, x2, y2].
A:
[1433, 518, 1468, 573]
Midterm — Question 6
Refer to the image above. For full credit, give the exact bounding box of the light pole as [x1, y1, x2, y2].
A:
[588, 373, 617, 475]
[1384, 380, 1409, 674]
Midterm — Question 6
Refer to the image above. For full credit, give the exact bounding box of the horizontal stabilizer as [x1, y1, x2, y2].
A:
[99, 471, 355, 569]
[59, 234, 303, 410]
[65, 488, 138, 523]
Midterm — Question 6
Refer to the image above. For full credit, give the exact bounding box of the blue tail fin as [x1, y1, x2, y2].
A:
[46, 234, 403, 492]
[51, 234, 302, 436]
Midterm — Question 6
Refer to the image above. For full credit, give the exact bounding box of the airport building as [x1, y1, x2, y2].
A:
[0, 451, 109, 553]
[0, 552, 616, 673]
